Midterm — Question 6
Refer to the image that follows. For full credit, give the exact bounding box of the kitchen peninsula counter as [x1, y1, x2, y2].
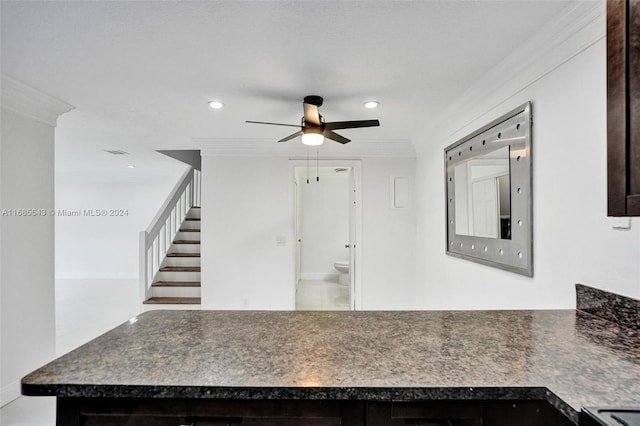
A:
[22, 310, 640, 424]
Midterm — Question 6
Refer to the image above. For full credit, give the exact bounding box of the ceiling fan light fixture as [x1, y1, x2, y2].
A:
[208, 100, 224, 109]
[301, 132, 324, 146]
[363, 100, 380, 109]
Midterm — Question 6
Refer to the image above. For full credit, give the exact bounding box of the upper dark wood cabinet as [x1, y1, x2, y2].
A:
[608, 0, 640, 216]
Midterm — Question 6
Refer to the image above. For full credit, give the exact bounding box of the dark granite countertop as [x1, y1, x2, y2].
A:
[22, 310, 640, 423]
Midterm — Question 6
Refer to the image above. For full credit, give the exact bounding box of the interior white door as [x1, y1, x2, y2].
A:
[294, 179, 301, 289]
[348, 168, 356, 310]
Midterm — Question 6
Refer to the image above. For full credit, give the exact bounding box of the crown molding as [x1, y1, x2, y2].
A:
[414, 0, 605, 155]
[198, 138, 416, 158]
[1, 74, 74, 127]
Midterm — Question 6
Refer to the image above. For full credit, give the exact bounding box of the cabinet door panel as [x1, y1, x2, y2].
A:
[630, 0, 640, 199]
[60, 398, 363, 426]
[367, 402, 481, 426]
[608, 0, 640, 216]
[81, 415, 210, 426]
[482, 401, 558, 426]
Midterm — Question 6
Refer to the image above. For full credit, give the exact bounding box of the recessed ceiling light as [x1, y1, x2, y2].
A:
[127, 165, 136, 169]
[363, 101, 380, 109]
[208, 100, 224, 109]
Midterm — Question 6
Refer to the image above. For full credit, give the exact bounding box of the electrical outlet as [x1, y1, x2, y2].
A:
[609, 217, 631, 230]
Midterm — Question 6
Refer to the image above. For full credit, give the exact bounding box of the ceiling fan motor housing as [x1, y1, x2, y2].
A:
[303, 95, 323, 107]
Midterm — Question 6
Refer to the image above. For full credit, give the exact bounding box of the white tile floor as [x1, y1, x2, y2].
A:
[296, 279, 351, 310]
[0, 396, 56, 426]
[1, 279, 140, 426]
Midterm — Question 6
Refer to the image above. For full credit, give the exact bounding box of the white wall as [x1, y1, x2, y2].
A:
[201, 155, 417, 310]
[297, 168, 350, 278]
[360, 158, 417, 309]
[415, 36, 640, 309]
[55, 279, 139, 356]
[1, 109, 58, 405]
[55, 181, 179, 279]
[201, 157, 294, 310]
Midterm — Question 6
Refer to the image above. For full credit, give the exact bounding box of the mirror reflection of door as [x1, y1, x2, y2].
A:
[455, 145, 511, 240]
[497, 174, 511, 239]
[471, 177, 500, 238]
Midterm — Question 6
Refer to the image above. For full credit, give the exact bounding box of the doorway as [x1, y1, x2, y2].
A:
[290, 160, 361, 310]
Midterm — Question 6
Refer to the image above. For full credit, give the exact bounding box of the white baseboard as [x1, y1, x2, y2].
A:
[300, 273, 339, 281]
[1, 380, 20, 407]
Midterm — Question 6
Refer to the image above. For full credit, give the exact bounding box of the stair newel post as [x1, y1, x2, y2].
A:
[152, 238, 157, 284]
[139, 230, 150, 303]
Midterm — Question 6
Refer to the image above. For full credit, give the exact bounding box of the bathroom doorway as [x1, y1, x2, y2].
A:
[290, 160, 361, 310]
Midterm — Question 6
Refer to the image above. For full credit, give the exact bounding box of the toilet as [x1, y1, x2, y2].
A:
[333, 260, 350, 285]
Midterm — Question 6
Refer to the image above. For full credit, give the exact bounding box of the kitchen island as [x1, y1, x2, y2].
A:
[22, 309, 640, 425]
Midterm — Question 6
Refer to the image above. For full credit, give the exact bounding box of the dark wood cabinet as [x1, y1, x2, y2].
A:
[608, 0, 640, 216]
[367, 401, 482, 426]
[57, 398, 364, 426]
[367, 401, 573, 426]
[56, 398, 575, 426]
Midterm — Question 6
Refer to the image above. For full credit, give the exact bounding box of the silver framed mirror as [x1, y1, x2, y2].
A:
[445, 102, 532, 276]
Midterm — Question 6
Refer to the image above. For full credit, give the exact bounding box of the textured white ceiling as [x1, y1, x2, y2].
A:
[1, 0, 574, 180]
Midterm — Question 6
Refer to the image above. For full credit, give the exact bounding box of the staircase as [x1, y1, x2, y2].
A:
[140, 167, 201, 308]
[144, 207, 201, 305]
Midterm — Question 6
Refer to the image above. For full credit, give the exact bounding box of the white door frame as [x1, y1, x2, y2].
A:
[288, 159, 363, 310]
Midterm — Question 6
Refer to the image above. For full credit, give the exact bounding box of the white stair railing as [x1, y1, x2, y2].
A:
[139, 167, 201, 302]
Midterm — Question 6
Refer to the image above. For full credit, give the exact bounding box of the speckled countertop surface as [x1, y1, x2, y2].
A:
[22, 310, 640, 423]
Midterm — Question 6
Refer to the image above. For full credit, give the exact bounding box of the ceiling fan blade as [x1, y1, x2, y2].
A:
[324, 120, 380, 131]
[246, 120, 301, 128]
[324, 130, 350, 144]
[278, 131, 303, 143]
[303, 103, 321, 126]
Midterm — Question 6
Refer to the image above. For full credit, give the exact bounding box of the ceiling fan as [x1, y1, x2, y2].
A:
[246, 95, 380, 145]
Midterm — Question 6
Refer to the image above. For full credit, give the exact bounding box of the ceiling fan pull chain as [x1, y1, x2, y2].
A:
[306, 146, 310, 184]
[316, 145, 320, 182]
